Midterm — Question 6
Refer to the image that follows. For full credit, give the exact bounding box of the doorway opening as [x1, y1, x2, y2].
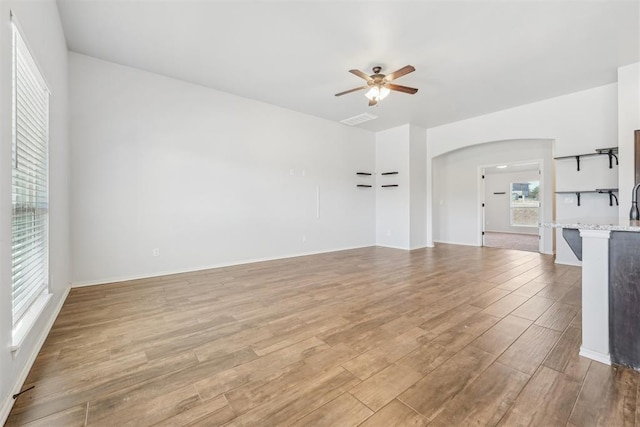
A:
[482, 162, 541, 253]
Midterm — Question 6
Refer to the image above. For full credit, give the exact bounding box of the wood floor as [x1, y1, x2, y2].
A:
[5, 245, 639, 426]
[484, 232, 540, 253]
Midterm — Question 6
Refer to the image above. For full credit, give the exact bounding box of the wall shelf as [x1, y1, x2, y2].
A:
[356, 171, 373, 188]
[381, 184, 398, 188]
[381, 172, 399, 175]
[554, 147, 618, 171]
[556, 188, 619, 207]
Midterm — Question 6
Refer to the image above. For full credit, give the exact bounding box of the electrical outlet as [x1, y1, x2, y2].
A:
[386, 230, 391, 237]
[289, 169, 294, 176]
[302, 234, 307, 243]
[152, 248, 160, 257]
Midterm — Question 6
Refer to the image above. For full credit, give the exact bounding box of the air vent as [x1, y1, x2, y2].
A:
[340, 113, 378, 126]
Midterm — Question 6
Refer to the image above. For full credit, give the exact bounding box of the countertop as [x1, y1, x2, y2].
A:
[540, 217, 640, 232]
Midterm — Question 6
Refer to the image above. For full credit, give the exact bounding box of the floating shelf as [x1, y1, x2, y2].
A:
[381, 172, 399, 175]
[493, 192, 506, 195]
[555, 147, 618, 171]
[356, 171, 372, 189]
[381, 184, 399, 188]
[556, 188, 619, 207]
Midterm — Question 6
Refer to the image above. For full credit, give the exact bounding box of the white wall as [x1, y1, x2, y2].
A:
[70, 53, 376, 285]
[374, 124, 428, 250]
[484, 169, 540, 235]
[432, 140, 553, 253]
[409, 125, 427, 249]
[0, 1, 70, 422]
[427, 84, 619, 265]
[618, 62, 640, 217]
[375, 125, 410, 248]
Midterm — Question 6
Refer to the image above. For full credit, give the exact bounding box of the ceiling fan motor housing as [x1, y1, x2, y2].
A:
[370, 66, 386, 85]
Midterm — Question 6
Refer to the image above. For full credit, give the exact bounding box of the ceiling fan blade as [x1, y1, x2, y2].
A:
[349, 69, 373, 82]
[368, 98, 378, 107]
[384, 65, 415, 81]
[386, 83, 418, 94]
[335, 86, 368, 97]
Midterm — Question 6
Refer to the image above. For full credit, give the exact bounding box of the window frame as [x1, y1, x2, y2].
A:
[10, 13, 52, 351]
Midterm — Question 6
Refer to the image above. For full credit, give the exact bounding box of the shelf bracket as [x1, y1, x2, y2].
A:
[599, 190, 619, 206]
[575, 155, 580, 171]
[608, 151, 619, 169]
[576, 192, 581, 207]
[592, 189, 620, 206]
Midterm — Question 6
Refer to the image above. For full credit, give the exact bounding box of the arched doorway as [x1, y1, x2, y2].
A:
[430, 139, 554, 254]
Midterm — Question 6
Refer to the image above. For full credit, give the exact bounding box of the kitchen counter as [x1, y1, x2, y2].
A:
[541, 219, 640, 369]
[541, 217, 640, 232]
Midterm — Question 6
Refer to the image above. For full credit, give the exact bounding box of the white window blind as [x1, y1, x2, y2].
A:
[12, 22, 50, 327]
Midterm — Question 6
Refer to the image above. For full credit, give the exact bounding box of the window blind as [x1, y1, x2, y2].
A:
[12, 23, 49, 326]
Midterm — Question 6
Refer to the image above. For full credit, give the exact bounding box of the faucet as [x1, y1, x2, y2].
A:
[631, 183, 640, 220]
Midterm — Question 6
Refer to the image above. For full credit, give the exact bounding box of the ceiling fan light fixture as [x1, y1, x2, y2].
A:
[364, 86, 378, 101]
[364, 85, 390, 102]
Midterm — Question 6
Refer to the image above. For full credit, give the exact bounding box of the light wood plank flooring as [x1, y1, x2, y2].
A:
[5, 245, 639, 426]
[484, 232, 540, 253]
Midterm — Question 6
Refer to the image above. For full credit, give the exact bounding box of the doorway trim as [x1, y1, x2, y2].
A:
[478, 158, 545, 253]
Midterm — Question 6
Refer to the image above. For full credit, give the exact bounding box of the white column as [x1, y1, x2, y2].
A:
[579, 229, 611, 365]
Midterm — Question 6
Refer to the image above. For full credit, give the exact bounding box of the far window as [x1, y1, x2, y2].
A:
[11, 20, 50, 341]
[510, 181, 539, 227]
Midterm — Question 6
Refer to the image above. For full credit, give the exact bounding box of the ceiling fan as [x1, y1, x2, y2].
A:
[335, 65, 418, 106]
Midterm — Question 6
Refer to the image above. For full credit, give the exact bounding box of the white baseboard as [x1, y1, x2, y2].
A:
[375, 244, 410, 250]
[0, 391, 13, 427]
[1, 285, 71, 425]
[579, 347, 611, 366]
[71, 244, 377, 288]
[433, 240, 480, 247]
[555, 258, 582, 267]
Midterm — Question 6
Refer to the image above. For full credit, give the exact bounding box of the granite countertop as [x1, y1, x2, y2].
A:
[540, 217, 640, 232]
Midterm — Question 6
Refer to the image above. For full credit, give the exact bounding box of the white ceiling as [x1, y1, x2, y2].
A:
[56, 0, 640, 132]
